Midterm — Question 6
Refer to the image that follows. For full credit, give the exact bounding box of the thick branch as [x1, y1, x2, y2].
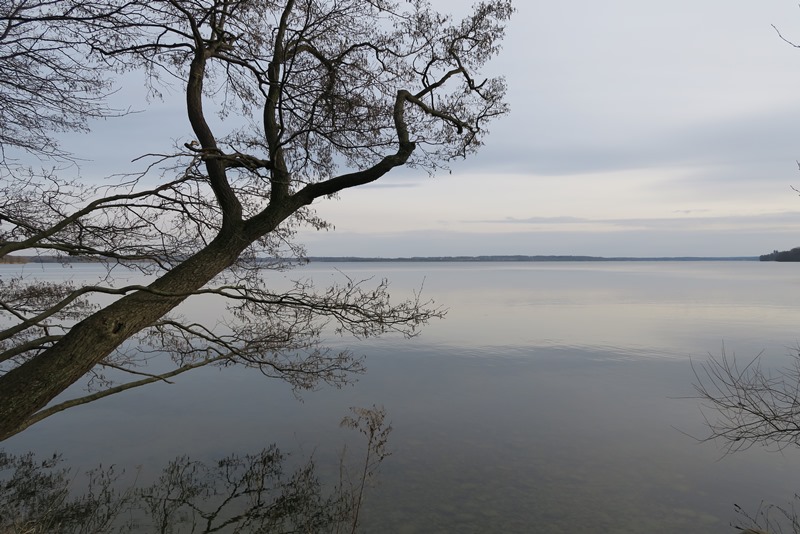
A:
[0, 232, 253, 440]
[291, 89, 416, 202]
[182, 5, 243, 227]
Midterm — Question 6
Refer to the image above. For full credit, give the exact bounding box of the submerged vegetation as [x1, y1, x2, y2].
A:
[0, 406, 390, 533]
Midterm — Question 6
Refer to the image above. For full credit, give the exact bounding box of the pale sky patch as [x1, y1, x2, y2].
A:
[27, 0, 800, 257]
[300, 1, 800, 256]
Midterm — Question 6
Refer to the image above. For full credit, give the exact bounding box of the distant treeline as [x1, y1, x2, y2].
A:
[760, 248, 800, 262]
[0, 256, 28, 264]
[2, 254, 761, 265]
[308, 255, 758, 262]
[0, 255, 103, 264]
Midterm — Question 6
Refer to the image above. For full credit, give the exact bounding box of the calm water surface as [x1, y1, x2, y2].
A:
[4, 261, 800, 533]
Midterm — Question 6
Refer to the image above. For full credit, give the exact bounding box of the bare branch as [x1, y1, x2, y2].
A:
[692, 347, 800, 453]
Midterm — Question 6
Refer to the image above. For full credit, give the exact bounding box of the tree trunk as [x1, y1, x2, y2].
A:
[0, 231, 251, 440]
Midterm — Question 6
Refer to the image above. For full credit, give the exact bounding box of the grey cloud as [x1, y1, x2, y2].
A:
[357, 182, 422, 190]
[457, 106, 800, 181]
[471, 211, 800, 230]
[476, 216, 593, 224]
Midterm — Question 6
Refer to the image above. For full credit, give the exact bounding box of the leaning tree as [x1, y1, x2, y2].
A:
[0, 0, 513, 440]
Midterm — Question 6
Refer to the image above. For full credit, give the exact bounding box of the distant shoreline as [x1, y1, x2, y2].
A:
[1, 255, 761, 265]
[306, 255, 760, 262]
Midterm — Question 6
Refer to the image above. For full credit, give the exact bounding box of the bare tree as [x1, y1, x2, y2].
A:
[0, 0, 513, 440]
[692, 349, 800, 453]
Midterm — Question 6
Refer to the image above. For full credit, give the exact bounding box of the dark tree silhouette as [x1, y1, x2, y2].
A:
[692, 349, 800, 453]
[0, 0, 513, 439]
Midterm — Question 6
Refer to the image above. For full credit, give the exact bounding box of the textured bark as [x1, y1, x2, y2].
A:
[0, 229, 254, 440]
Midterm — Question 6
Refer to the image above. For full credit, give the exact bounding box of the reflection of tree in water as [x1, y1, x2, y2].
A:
[693, 350, 800, 533]
[0, 406, 389, 533]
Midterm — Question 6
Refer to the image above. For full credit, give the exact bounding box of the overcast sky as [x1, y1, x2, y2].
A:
[59, 1, 800, 257]
[299, 0, 800, 257]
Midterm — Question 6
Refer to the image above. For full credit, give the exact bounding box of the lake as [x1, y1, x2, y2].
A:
[3, 260, 800, 533]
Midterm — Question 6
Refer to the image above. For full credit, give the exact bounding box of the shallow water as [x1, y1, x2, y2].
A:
[3, 261, 800, 532]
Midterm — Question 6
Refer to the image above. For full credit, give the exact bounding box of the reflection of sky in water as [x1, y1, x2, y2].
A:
[3, 261, 800, 532]
[306, 262, 800, 358]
